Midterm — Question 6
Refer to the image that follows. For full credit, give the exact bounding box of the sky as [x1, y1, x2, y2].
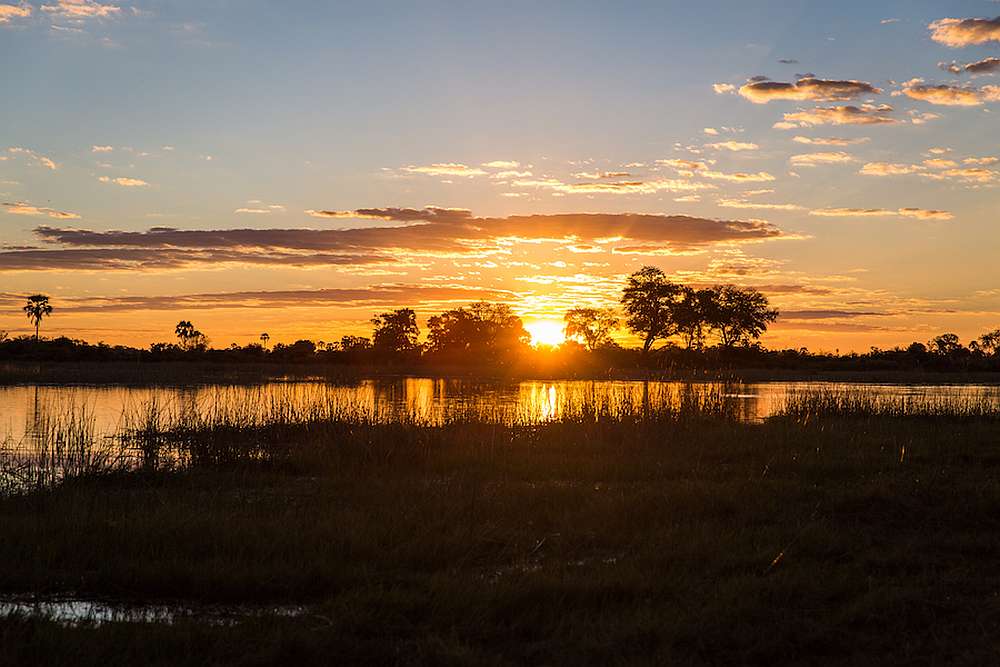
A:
[2, 0, 1000, 351]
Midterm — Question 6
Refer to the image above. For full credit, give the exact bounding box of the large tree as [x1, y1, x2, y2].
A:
[564, 307, 619, 351]
[426, 302, 530, 360]
[23, 294, 53, 341]
[371, 308, 420, 355]
[708, 285, 778, 348]
[620, 266, 686, 353]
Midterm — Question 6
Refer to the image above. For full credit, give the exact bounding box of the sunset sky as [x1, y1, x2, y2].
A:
[2, 1, 999, 350]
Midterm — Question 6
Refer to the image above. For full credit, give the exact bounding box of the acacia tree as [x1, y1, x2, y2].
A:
[708, 285, 778, 348]
[426, 302, 530, 360]
[620, 266, 686, 354]
[564, 307, 619, 351]
[23, 294, 53, 341]
[371, 308, 420, 356]
[977, 329, 1000, 356]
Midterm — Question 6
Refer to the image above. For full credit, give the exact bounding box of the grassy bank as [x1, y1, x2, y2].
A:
[2, 392, 1000, 664]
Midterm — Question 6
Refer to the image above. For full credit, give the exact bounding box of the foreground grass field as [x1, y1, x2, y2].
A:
[3, 392, 1000, 665]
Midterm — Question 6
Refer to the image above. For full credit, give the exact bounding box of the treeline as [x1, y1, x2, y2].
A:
[5, 267, 1000, 373]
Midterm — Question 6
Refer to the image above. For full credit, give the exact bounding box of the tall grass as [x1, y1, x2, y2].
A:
[776, 386, 1000, 421]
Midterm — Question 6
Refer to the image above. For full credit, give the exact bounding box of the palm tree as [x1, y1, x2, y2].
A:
[23, 295, 53, 341]
[259, 332, 270, 349]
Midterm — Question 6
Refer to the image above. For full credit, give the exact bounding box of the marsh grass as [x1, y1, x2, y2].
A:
[4, 385, 1000, 664]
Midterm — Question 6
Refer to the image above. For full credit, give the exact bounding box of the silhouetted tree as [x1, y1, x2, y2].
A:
[929, 333, 964, 356]
[978, 329, 1000, 356]
[426, 302, 530, 361]
[23, 294, 53, 341]
[259, 332, 270, 349]
[175, 320, 207, 351]
[339, 335, 372, 352]
[371, 308, 419, 355]
[621, 266, 686, 354]
[708, 285, 779, 348]
[564, 307, 619, 351]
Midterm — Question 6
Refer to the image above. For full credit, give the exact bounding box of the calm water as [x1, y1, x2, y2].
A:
[3, 378, 1000, 450]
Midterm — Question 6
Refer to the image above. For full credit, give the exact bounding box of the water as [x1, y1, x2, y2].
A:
[3, 378, 1000, 450]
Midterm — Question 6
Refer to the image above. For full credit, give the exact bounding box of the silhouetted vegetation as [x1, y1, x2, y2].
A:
[6, 270, 1000, 379]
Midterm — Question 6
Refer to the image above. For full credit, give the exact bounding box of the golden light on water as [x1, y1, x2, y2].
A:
[525, 320, 566, 347]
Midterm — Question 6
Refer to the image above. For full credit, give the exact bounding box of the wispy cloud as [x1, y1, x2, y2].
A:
[777, 104, 898, 127]
[792, 136, 869, 146]
[98, 176, 149, 187]
[0, 3, 31, 24]
[7, 147, 57, 170]
[401, 163, 486, 177]
[3, 201, 80, 219]
[705, 141, 758, 151]
[897, 79, 1000, 106]
[939, 57, 1000, 76]
[810, 207, 953, 220]
[40, 1, 121, 19]
[789, 151, 855, 166]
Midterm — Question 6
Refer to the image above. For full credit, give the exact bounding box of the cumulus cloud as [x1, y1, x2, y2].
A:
[739, 77, 881, 103]
[789, 151, 855, 166]
[0, 3, 31, 23]
[792, 135, 869, 146]
[3, 201, 80, 219]
[778, 104, 898, 127]
[810, 207, 953, 220]
[15, 208, 792, 272]
[929, 16, 1000, 48]
[705, 141, 759, 151]
[98, 176, 149, 187]
[712, 83, 736, 94]
[401, 163, 486, 177]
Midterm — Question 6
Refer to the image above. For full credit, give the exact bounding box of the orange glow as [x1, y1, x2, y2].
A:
[525, 320, 566, 347]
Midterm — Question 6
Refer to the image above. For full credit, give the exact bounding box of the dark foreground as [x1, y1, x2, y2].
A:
[3, 404, 1000, 665]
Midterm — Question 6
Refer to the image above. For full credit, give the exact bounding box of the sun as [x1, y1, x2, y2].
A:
[525, 320, 566, 347]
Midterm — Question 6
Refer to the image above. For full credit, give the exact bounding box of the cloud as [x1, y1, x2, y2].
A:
[510, 177, 713, 195]
[898, 79, 1000, 106]
[3, 201, 80, 219]
[922, 158, 957, 169]
[713, 83, 736, 94]
[481, 160, 520, 169]
[792, 135, 869, 146]
[91, 145, 113, 152]
[0, 3, 31, 23]
[98, 176, 149, 187]
[929, 16, 1000, 48]
[939, 57, 1000, 76]
[778, 104, 898, 127]
[963, 156, 998, 166]
[739, 77, 881, 104]
[19, 208, 793, 272]
[705, 141, 759, 151]
[571, 171, 632, 179]
[703, 127, 719, 136]
[880, 18, 900, 25]
[31, 284, 524, 313]
[656, 158, 710, 171]
[699, 170, 776, 183]
[810, 207, 953, 220]
[717, 199, 804, 211]
[7, 147, 57, 170]
[234, 208, 271, 214]
[777, 58, 799, 64]
[40, 0, 121, 19]
[859, 162, 925, 176]
[401, 163, 486, 177]
[789, 151, 855, 166]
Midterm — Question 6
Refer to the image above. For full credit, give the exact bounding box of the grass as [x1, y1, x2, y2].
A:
[2, 387, 1000, 664]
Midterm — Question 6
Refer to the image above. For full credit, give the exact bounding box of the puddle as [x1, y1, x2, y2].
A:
[0, 596, 307, 626]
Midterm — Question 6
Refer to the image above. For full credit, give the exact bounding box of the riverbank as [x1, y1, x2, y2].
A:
[5, 359, 1000, 386]
[3, 394, 1000, 664]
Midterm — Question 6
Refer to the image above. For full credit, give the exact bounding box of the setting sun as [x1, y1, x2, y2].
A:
[525, 320, 566, 347]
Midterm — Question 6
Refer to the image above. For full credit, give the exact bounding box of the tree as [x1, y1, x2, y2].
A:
[929, 333, 963, 356]
[563, 307, 619, 351]
[371, 308, 419, 355]
[978, 329, 1000, 356]
[175, 320, 207, 351]
[708, 285, 778, 348]
[620, 266, 686, 353]
[23, 294, 53, 341]
[426, 302, 530, 360]
[339, 335, 372, 352]
[259, 332, 270, 349]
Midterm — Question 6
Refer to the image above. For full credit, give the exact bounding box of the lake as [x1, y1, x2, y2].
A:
[4, 378, 1000, 452]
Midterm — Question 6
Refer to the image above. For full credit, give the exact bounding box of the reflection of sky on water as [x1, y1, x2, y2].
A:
[3, 380, 1000, 451]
